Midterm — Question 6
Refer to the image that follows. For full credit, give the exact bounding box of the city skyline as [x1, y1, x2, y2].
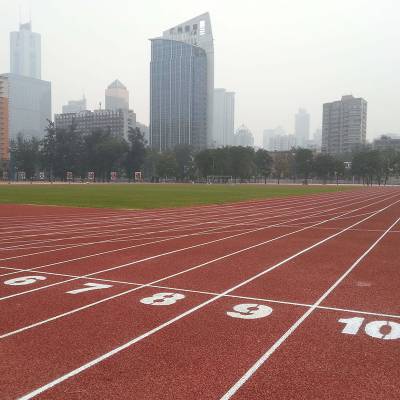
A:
[0, 0, 399, 145]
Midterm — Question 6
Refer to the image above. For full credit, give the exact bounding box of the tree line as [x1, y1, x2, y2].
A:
[6, 121, 146, 181]
[2, 121, 400, 184]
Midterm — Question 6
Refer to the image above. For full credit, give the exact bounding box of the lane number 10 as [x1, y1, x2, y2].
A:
[339, 317, 400, 340]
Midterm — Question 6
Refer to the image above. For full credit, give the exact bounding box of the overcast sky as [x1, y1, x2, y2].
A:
[0, 0, 399, 144]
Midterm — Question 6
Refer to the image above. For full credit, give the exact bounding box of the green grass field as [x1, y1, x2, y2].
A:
[0, 183, 354, 210]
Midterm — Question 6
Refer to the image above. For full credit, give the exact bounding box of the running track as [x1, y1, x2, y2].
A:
[1, 187, 399, 399]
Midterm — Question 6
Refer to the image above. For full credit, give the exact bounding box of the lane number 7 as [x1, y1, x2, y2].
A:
[66, 282, 113, 295]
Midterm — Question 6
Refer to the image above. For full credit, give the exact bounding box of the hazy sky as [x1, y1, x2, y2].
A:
[0, 0, 399, 144]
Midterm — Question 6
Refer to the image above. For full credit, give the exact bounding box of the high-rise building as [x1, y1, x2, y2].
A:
[2, 21, 51, 140]
[0, 73, 51, 139]
[0, 77, 9, 163]
[295, 108, 310, 148]
[10, 22, 41, 79]
[212, 88, 235, 147]
[322, 95, 367, 154]
[62, 97, 87, 114]
[55, 109, 126, 137]
[150, 13, 214, 151]
[105, 80, 129, 111]
[234, 125, 254, 147]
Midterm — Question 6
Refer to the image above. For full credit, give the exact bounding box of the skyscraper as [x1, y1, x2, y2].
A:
[212, 88, 235, 147]
[2, 21, 51, 139]
[322, 95, 367, 154]
[0, 73, 51, 139]
[105, 80, 129, 111]
[10, 22, 41, 79]
[0, 77, 9, 164]
[150, 13, 214, 151]
[294, 108, 310, 148]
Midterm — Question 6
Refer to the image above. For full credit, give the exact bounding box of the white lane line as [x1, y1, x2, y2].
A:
[1, 196, 393, 339]
[16, 199, 400, 400]
[2, 264, 400, 322]
[1, 191, 394, 298]
[0, 190, 373, 250]
[0, 190, 376, 282]
[2, 196, 395, 339]
[0, 191, 351, 259]
[1, 189, 334, 236]
[219, 215, 400, 400]
[0, 190, 366, 252]
[2, 274, 400, 340]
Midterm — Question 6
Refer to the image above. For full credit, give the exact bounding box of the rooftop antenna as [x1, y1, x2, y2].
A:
[99, 101, 102, 110]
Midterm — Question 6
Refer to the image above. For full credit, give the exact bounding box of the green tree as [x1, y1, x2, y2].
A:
[230, 146, 256, 179]
[255, 149, 273, 183]
[294, 148, 313, 183]
[194, 149, 215, 177]
[11, 134, 41, 179]
[54, 125, 85, 179]
[156, 151, 178, 178]
[173, 144, 195, 181]
[84, 129, 128, 181]
[313, 154, 335, 183]
[273, 152, 291, 184]
[41, 120, 57, 180]
[124, 127, 147, 180]
[143, 148, 160, 181]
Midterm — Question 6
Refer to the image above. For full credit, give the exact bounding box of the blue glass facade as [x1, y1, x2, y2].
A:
[150, 39, 208, 151]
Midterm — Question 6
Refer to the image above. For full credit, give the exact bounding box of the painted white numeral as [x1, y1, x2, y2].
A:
[365, 321, 400, 340]
[4, 276, 46, 286]
[338, 317, 364, 335]
[140, 292, 185, 306]
[339, 317, 400, 340]
[67, 283, 113, 295]
[227, 303, 273, 320]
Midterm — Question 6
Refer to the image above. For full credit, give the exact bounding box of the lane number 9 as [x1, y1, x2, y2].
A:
[227, 303, 273, 320]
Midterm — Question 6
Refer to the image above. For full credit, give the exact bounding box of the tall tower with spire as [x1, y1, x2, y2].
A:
[10, 21, 41, 79]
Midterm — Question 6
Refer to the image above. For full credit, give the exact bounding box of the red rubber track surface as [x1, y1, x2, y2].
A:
[0, 187, 399, 399]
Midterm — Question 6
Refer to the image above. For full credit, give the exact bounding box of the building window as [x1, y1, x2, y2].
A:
[199, 20, 206, 35]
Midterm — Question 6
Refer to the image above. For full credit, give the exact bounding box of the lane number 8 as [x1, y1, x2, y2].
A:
[140, 292, 185, 306]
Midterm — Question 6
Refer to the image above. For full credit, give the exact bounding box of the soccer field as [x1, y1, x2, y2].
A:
[0, 183, 351, 209]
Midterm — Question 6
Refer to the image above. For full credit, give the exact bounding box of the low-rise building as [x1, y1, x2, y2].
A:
[55, 109, 127, 137]
[373, 135, 400, 151]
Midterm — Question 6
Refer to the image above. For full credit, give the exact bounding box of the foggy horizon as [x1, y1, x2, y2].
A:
[0, 0, 399, 145]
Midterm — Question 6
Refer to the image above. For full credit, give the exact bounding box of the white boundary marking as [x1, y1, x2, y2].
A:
[15, 200, 400, 400]
[1, 191, 395, 299]
[0, 190, 369, 254]
[219, 215, 400, 399]
[0, 191, 365, 261]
